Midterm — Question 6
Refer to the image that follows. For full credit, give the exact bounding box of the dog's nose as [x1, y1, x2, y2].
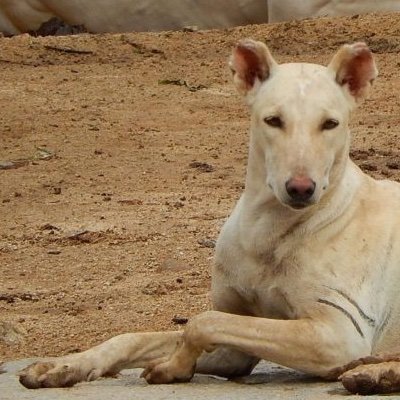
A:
[285, 177, 316, 202]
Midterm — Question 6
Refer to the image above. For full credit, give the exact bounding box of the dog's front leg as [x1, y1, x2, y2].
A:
[142, 310, 370, 384]
[19, 331, 183, 388]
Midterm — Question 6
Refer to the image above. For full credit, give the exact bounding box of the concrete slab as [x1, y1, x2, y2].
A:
[0, 359, 375, 399]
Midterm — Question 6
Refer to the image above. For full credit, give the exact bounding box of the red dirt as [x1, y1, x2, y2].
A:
[1, 12, 400, 361]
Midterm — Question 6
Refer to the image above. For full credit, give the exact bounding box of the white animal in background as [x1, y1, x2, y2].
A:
[0, 0, 268, 35]
[1, 0, 400, 36]
[269, 0, 400, 22]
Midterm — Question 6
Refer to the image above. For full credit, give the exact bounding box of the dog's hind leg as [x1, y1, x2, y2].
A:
[196, 346, 259, 378]
[335, 353, 400, 395]
[340, 360, 400, 395]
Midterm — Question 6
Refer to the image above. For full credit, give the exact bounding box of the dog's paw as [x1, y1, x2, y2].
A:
[19, 359, 101, 389]
[141, 359, 195, 384]
[326, 355, 388, 380]
[340, 361, 400, 395]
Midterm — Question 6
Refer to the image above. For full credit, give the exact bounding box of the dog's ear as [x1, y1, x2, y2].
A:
[230, 39, 277, 101]
[328, 42, 378, 103]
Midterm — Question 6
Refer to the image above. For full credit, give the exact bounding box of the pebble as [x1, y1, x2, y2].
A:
[172, 316, 189, 325]
[47, 249, 61, 255]
[198, 239, 216, 248]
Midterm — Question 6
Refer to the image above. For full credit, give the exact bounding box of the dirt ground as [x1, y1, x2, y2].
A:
[1, 12, 400, 362]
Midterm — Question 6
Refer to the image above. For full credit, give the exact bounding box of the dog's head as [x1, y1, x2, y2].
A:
[230, 40, 377, 210]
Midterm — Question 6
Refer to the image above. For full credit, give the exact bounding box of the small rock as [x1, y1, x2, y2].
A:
[51, 187, 62, 195]
[360, 162, 378, 172]
[174, 201, 184, 208]
[189, 161, 215, 173]
[66, 230, 102, 243]
[47, 249, 61, 255]
[198, 239, 216, 248]
[172, 316, 189, 325]
[67, 347, 81, 354]
[117, 199, 142, 205]
[387, 160, 400, 170]
[41, 223, 60, 231]
[350, 149, 369, 160]
[0, 160, 29, 170]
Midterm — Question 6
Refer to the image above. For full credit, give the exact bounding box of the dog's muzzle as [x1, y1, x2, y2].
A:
[285, 177, 316, 209]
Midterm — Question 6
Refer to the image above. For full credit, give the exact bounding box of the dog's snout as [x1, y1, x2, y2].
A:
[285, 177, 316, 203]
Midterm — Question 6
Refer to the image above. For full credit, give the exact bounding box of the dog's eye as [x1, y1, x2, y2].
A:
[322, 119, 339, 130]
[264, 116, 283, 128]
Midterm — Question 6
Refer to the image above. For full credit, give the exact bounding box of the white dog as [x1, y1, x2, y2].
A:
[19, 40, 400, 395]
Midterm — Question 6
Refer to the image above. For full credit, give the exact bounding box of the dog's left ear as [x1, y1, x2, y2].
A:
[230, 39, 277, 102]
[328, 42, 378, 103]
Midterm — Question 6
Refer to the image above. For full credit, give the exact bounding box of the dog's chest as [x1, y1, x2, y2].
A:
[231, 254, 308, 320]
[237, 283, 298, 320]
[226, 239, 342, 320]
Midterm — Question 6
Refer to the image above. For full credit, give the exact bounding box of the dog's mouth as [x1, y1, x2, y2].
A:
[285, 200, 315, 210]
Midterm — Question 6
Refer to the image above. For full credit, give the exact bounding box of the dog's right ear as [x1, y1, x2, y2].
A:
[230, 39, 277, 102]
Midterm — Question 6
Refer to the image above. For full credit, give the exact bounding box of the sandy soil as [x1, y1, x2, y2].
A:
[1, 12, 400, 362]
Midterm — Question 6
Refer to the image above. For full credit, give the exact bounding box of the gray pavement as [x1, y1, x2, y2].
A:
[0, 359, 385, 399]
